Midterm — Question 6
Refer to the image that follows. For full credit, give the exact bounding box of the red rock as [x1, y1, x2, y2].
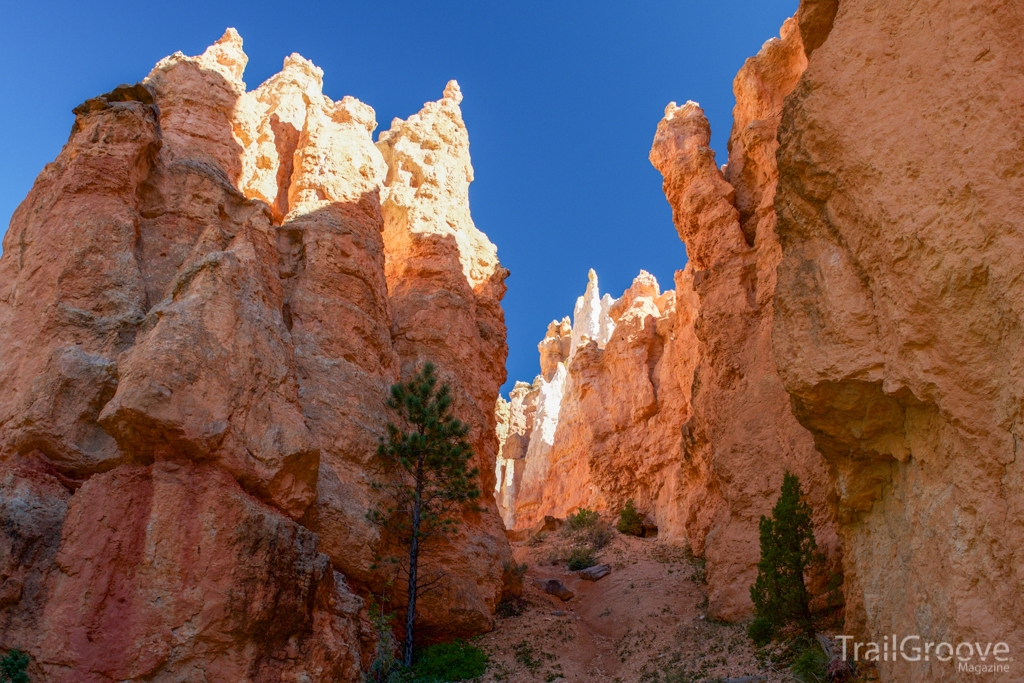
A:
[0, 30, 511, 680]
[773, 0, 1024, 679]
[647, 17, 839, 621]
[37, 462, 360, 683]
[0, 88, 157, 478]
[379, 81, 513, 637]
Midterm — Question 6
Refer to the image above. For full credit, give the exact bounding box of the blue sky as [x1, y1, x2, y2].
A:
[0, 0, 797, 394]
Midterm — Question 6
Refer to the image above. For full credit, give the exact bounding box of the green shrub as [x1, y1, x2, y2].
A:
[496, 595, 527, 618]
[0, 649, 29, 683]
[566, 546, 595, 571]
[747, 616, 775, 646]
[412, 640, 487, 682]
[565, 508, 599, 531]
[749, 471, 821, 642]
[791, 643, 829, 682]
[616, 499, 644, 536]
[512, 640, 541, 673]
[582, 520, 614, 550]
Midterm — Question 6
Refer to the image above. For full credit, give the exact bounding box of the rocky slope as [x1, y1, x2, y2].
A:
[771, 0, 1024, 680]
[0, 30, 510, 682]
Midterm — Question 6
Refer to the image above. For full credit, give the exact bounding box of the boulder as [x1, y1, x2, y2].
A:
[531, 578, 575, 602]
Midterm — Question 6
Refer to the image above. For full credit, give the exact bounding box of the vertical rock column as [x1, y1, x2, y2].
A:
[378, 81, 513, 637]
[649, 16, 838, 620]
[0, 32, 364, 682]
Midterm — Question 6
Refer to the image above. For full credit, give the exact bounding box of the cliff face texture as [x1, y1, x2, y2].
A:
[648, 16, 840, 621]
[772, 0, 1024, 680]
[495, 269, 696, 542]
[0, 30, 509, 682]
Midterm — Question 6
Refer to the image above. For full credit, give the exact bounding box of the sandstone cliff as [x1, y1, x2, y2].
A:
[771, 0, 1023, 680]
[496, 269, 695, 542]
[647, 16, 840, 621]
[0, 30, 509, 682]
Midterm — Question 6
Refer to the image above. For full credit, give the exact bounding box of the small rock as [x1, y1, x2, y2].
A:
[531, 578, 574, 601]
[578, 564, 611, 581]
[552, 610, 566, 616]
[723, 677, 766, 683]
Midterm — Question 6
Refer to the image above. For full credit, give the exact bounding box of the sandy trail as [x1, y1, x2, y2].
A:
[477, 533, 791, 683]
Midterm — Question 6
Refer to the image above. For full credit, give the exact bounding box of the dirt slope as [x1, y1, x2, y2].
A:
[478, 532, 790, 683]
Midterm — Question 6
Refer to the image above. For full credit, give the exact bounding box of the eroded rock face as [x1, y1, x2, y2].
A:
[378, 81, 512, 637]
[39, 463, 361, 683]
[497, 269, 696, 543]
[0, 29, 509, 680]
[773, 0, 1024, 679]
[649, 17, 839, 621]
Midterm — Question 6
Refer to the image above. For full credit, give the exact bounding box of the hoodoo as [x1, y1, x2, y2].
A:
[0, 30, 510, 682]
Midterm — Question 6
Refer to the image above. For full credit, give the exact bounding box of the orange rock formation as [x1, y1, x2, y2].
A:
[0, 30, 509, 681]
[772, 0, 1024, 680]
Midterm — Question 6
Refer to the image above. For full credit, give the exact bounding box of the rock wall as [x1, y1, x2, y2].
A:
[772, 0, 1024, 680]
[378, 79, 512, 638]
[648, 16, 840, 621]
[496, 269, 696, 541]
[0, 30, 510, 681]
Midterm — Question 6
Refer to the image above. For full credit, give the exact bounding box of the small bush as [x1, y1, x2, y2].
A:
[526, 531, 548, 547]
[567, 546, 595, 571]
[616, 499, 644, 536]
[791, 643, 829, 683]
[582, 520, 614, 550]
[750, 472, 821, 642]
[565, 508, 599, 531]
[501, 560, 527, 597]
[412, 641, 487, 682]
[496, 595, 528, 618]
[747, 616, 775, 646]
[0, 649, 30, 683]
[512, 640, 541, 673]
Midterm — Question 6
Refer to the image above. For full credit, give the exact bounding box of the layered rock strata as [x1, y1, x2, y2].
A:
[0, 30, 509, 681]
[771, 0, 1024, 680]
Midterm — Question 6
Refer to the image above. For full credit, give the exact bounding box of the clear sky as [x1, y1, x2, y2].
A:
[1, 0, 797, 394]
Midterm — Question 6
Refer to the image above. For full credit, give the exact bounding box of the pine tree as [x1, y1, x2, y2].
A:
[616, 499, 644, 537]
[368, 363, 481, 668]
[0, 649, 30, 683]
[749, 471, 820, 645]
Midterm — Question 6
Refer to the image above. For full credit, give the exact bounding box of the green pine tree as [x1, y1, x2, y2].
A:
[0, 649, 30, 683]
[616, 499, 644, 537]
[748, 471, 821, 645]
[368, 363, 481, 668]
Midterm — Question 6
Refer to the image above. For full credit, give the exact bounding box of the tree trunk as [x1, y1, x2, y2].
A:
[403, 453, 425, 668]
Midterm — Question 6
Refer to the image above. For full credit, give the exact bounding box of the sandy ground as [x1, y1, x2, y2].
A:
[475, 531, 794, 683]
